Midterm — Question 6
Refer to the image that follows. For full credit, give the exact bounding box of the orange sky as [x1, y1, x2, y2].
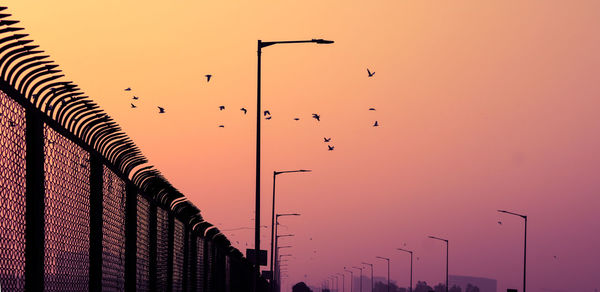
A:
[5, 1, 600, 291]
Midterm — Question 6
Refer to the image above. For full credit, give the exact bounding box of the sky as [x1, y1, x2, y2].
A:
[4, 1, 600, 291]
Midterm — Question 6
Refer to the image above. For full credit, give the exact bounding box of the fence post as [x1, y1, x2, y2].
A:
[124, 183, 138, 291]
[167, 213, 175, 292]
[25, 108, 45, 291]
[89, 154, 103, 292]
[149, 201, 158, 292]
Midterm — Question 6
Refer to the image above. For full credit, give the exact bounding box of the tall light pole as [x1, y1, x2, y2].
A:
[337, 273, 345, 292]
[428, 236, 449, 292]
[344, 267, 354, 292]
[498, 209, 527, 292]
[375, 256, 390, 292]
[274, 233, 294, 290]
[397, 248, 413, 292]
[352, 266, 364, 292]
[255, 38, 333, 291]
[270, 169, 311, 282]
[361, 262, 374, 292]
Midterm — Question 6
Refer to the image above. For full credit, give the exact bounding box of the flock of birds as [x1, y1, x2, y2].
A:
[125, 69, 380, 152]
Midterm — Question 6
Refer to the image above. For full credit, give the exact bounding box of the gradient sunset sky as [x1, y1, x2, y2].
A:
[5, 1, 600, 291]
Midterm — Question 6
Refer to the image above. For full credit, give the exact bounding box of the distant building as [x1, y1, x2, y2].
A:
[449, 275, 496, 292]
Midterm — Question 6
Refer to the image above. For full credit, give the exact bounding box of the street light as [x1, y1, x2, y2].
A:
[352, 266, 364, 292]
[273, 214, 299, 291]
[361, 262, 374, 292]
[375, 256, 390, 292]
[270, 169, 312, 280]
[498, 209, 527, 292]
[344, 267, 354, 292]
[397, 248, 413, 292]
[428, 236, 449, 292]
[254, 38, 333, 292]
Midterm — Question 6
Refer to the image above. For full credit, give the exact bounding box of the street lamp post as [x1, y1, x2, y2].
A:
[344, 268, 354, 292]
[273, 213, 299, 291]
[397, 248, 413, 292]
[375, 256, 390, 292]
[361, 262, 373, 292]
[270, 169, 311, 281]
[428, 236, 449, 292]
[274, 234, 294, 289]
[255, 38, 333, 292]
[352, 266, 364, 292]
[498, 209, 527, 292]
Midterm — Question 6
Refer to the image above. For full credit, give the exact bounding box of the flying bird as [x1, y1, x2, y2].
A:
[219, 105, 225, 111]
[133, 96, 139, 100]
[218, 125, 224, 128]
[312, 113, 320, 121]
[264, 110, 270, 116]
[240, 108, 247, 114]
[369, 108, 376, 111]
[328, 145, 334, 151]
[158, 106, 165, 114]
[205, 74, 212, 82]
[124, 87, 131, 91]
[373, 121, 379, 127]
[367, 68, 375, 77]
[498, 221, 502, 225]
[294, 118, 300, 121]
[324, 137, 331, 142]
[131, 103, 136, 108]
[265, 116, 272, 120]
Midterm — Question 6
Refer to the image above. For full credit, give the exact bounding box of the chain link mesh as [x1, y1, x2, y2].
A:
[0, 90, 26, 291]
[172, 219, 184, 292]
[156, 207, 169, 291]
[101, 165, 126, 290]
[196, 237, 205, 292]
[43, 124, 90, 291]
[136, 194, 150, 291]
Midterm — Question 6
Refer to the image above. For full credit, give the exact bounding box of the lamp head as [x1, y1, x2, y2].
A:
[312, 38, 334, 44]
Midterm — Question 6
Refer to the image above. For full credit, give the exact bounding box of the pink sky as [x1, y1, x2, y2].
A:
[4, 1, 600, 291]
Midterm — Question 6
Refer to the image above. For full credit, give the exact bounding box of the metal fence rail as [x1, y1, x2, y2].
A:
[0, 6, 268, 292]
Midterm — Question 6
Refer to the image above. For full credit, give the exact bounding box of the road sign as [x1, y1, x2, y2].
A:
[246, 249, 268, 266]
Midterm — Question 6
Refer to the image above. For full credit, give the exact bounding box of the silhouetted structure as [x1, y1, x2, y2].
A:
[0, 7, 267, 291]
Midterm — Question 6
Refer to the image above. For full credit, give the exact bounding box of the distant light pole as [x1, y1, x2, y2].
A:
[255, 38, 333, 292]
[498, 209, 527, 292]
[397, 248, 413, 292]
[428, 236, 449, 292]
[352, 266, 364, 292]
[361, 262, 374, 292]
[273, 213, 299, 290]
[375, 256, 390, 292]
[344, 267, 354, 292]
[337, 273, 346, 292]
[270, 169, 311, 280]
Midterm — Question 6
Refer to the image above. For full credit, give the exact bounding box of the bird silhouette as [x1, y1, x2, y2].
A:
[264, 110, 270, 116]
[219, 105, 225, 111]
[312, 113, 320, 121]
[131, 103, 136, 108]
[133, 96, 139, 100]
[367, 68, 375, 77]
[324, 137, 331, 142]
[218, 125, 224, 128]
[158, 107, 165, 114]
[369, 108, 376, 111]
[240, 108, 247, 114]
[205, 74, 212, 82]
[124, 87, 131, 91]
[328, 145, 334, 151]
[265, 116, 272, 120]
[373, 121, 379, 127]
[498, 221, 502, 225]
[294, 118, 300, 121]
